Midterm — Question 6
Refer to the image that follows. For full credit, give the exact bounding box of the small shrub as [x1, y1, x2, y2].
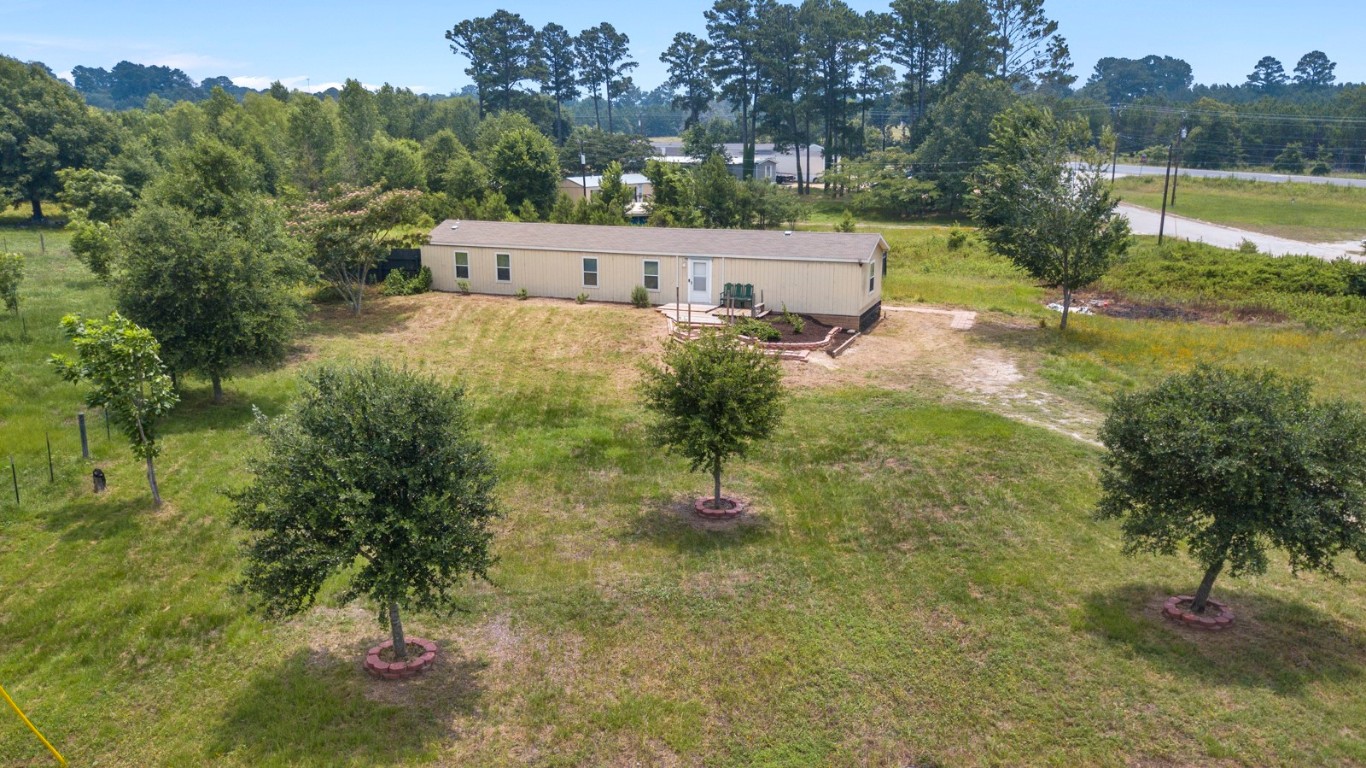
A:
[834, 209, 856, 233]
[630, 285, 651, 308]
[380, 266, 432, 296]
[734, 317, 781, 342]
[1310, 161, 1331, 177]
[947, 227, 968, 251]
[515, 288, 529, 301]
[1237, 239, 1259, 254]
[381, 269, 410, 295]
[456, 279, 471, 295]
[780, 303, 804, 334]
[576, 292, 588, 304]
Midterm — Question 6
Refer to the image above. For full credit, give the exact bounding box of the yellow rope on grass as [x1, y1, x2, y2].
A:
[1, 681, 67, 767]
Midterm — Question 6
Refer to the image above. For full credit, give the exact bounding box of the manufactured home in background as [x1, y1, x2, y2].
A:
[650, 141, 826, 184]
[558, 173, 653, 202]
[422, 220, 889, 330]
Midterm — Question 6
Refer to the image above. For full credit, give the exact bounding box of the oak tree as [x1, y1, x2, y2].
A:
[1098, 365, 1366, 614]
[230, 361, 498, 661]
[640, 329, 785, 510]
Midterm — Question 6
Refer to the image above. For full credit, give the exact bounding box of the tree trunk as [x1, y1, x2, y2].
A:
[211, 374, 223, 404]
[712, 466, 723, 511]
[388, 601, 408, 660]
[30, 198, 43, 221]
[1060, 286, 1072, 331]
[146, 456, 162, 507]
[1190, 559, 1225, 614]
[607, 85, 614, 133]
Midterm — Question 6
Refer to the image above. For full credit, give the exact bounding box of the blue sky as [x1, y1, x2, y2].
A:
[1, 0, 1361, 94]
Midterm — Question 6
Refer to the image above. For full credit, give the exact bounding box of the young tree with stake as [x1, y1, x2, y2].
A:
[51, 312, 178, 506]
[229, 361, 499, 662]
[640, 329, 784, 512]
[1097, 365, 1366, 615]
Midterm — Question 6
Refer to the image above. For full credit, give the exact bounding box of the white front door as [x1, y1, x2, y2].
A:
[688, 258, 712, 304]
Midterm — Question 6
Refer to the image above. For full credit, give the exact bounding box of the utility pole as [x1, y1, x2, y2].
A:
[579, 139, 588, 202]
[1110, 106, 1120, 183]
[1170, 125, 1187, 207]
[1158, 139, 1176, 245]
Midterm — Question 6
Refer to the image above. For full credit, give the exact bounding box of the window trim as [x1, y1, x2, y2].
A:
[454, 251, 469, 280]
[582, 256, 599, 288]
[495, 253, 511, 283]
[642, 259, 660, 292]
[868, 261, 876, 293]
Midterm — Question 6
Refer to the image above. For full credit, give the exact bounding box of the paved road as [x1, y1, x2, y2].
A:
[1117, 203, 1364, 262]
[1109, 163, 1366, 188]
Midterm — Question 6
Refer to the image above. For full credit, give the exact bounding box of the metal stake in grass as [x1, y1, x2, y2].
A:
[104, 407, 110, 439]
[9, 456, 17, 505]
[78, 413, 90, 459]
[46, 433, 54, 482]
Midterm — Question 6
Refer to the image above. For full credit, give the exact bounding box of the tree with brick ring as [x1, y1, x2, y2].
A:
[1096, 364, 1366, 615]
[640, 328, 785, 513]
[229, 360, 498, 663]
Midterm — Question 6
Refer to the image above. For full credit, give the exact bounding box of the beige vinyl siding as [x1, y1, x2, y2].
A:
[421, 244, 881, 318]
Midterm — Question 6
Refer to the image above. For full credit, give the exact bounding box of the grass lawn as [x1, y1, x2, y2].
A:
[1112, 175, 1366, 243]
[3, 227, 1366, 766]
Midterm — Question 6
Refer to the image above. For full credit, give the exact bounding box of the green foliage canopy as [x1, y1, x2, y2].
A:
[1097, 365, 1366, 613]
[289, 184, 426, 315]
[640, 329, 785, 508]
[230, 361, 499, 659]
[971, 104, 1130, 329]
[51, 312, 178, 505]
[0, 251, 22, 313]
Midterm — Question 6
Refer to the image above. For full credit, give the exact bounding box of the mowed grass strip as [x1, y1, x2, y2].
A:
[1, 231, 1364, 766]
[1113, 175, 1366, 242]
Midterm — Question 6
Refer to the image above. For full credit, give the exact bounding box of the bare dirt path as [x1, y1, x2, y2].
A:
[789, 309, 1103, 445]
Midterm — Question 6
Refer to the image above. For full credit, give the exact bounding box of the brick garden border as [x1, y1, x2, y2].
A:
[694, 496, 749, 519]
[1161, 595, 1235, 631]
[670, 325, 844, 356]
[365, 637, 438, 679]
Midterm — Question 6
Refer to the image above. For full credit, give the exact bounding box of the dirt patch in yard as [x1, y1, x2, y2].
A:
[1067, 292, 1290, 325]
[786, 310, 1103, 443]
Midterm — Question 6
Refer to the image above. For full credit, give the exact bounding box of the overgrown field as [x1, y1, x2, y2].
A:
[1111, 175, 1366, 242]
[2, 227, 1365, 766]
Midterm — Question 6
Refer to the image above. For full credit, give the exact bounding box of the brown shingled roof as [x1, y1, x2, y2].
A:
[427, 220, 888, 264]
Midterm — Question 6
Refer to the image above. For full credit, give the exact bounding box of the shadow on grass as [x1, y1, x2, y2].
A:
[1080, 583, 1365, 695]
[212, 643, 486, 766]
[41, 490, 143, 543]
[302, 292, 419, 343]
[618, 494, 772, 554]
[159, 383, 295, 435]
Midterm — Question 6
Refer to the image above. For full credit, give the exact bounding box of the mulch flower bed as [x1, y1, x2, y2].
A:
[762, 315, 834, 344]
[365, 637, 438, 679]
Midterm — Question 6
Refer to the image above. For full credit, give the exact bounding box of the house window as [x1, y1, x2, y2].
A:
[496, 253, 511, 282]
[643, 260, 659, 291]
[868, 262, 876, 293]
[583, 257, 598, 287]
[454, 252, 469, 280]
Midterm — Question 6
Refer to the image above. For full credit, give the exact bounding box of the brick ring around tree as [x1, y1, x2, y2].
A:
[1162, 595, 1235, 631]
[694, 496, 749, 519]
[365, 637, 438, 679]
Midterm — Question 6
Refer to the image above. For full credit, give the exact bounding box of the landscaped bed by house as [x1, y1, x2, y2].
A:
[726, 313, 837, 344]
